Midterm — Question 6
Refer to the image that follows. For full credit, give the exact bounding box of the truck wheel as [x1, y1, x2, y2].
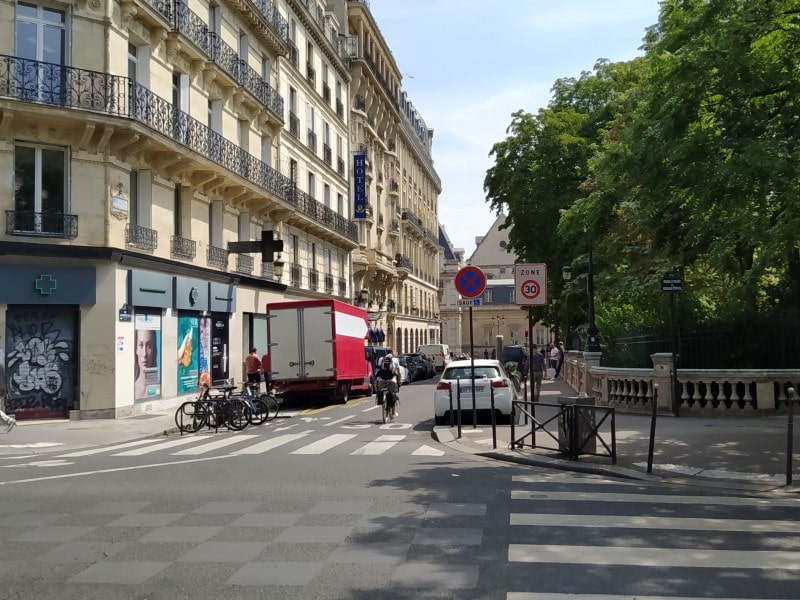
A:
[338, 385, 349, 404]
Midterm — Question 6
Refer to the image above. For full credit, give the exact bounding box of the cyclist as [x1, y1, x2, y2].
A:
[374, 349, 401, 418]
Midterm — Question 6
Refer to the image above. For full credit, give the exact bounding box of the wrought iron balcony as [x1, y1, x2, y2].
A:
[207, 245, 229, 269]
[387, 218, 400, 235]
[289, 111, 300, 138]
[6, 210, 78, 238]
[0, 54, 358, 244]
[126, 224, 158, 251]
[307, 129, 317, 152]
[235, 253, 254, 274]
[324, 274, 334, 294]
[338, 277, 347, 297]
[323, 144, 332, 166]
[261, 261, 278, 280]
[396, 254, 412, 272]
[309, 269, 319, 291]
[170, 235, 196, 259]
[290, 262, 302, 287]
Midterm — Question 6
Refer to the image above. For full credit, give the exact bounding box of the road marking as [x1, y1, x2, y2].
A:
[508, 544, 800, 569]
[324, 415, 353, 427]
[58, 439, 155, 457]
[112, 436, 206, 456]
[412, 445, 445, 456]
[350, 434, 405, 456]
[1, 459, 74, 469]
[0, 442, 64, 449]
[172, 434, 259, 455]
[510, 513, 800, 533]
[231, 431, 312, 454]
[508, 594, 777, 600]
[290, 434, 356, 454]
[510, 490, 800, 508]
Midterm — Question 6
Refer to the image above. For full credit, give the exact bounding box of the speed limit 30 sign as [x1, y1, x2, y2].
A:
[514, 263, 547, 306]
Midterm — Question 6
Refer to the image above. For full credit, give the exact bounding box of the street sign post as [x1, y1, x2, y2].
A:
[661, 271, 683, 416]
[514, 263, 547, 305]
[454, 266, 486, 298]
[457, 298, 482, 307]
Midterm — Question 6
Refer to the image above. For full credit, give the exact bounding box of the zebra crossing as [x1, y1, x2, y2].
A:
[50, 427, 446, 461]
[505, 473, 800, 599]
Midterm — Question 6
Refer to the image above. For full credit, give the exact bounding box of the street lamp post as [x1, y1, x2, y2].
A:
[586, 245, 601, 352]
[562, 266, 571, 350]
[491, 315, 506, 338]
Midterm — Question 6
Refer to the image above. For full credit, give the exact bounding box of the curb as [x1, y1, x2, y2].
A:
[431, 426, 792, 493]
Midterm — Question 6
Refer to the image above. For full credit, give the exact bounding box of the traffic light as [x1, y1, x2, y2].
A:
[524, 328, 529, 340]
[260, 230, 283, 263]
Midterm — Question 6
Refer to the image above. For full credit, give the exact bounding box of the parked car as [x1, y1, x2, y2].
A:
[406, 352, 435, 379]
[398, 362, 411, 386]
[399, 355, 424, 382]
[433, 359, 520, 426]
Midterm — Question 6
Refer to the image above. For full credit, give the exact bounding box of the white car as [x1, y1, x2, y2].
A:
[398, 363, 410, 386]
[433, 359, 520, 425]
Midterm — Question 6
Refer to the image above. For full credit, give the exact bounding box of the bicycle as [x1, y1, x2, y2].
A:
[240, 382, 279, 425]
[175, 383, 251, 434]
[375, 378, 398, 424]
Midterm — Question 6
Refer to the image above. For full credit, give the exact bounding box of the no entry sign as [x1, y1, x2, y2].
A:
[514, 263, 547, 305]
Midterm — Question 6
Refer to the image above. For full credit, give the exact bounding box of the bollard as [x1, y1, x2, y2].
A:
[448, 383, 454, 428]
[647, 383, 659, 474]
[456, 376, 463, 439]
[787, 387, 795, 486]
[490, 383, 497, 449]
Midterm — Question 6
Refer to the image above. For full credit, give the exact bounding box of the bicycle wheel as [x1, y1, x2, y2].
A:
[261, 393, 280, 421]
[175, 401, 205, 433]
[225, 398, 251, 431]
[248, 397, 269, 426]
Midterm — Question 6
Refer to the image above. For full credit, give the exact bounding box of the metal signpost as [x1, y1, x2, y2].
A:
[662, 271, 683, 416]
[514, 263, 547, 433]
[455, 265, 486, 428]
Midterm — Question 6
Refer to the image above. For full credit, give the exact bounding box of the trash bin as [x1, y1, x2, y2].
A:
[557, 395, 596, 456]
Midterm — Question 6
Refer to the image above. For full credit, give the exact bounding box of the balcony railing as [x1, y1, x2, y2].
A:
[126, 223, 158, 251]
[207, 245, 229, 269]
[338, 277, 347, 297]
[324, 274, 334, 294]
[6, 210, 78, 238]
[309, 269, 319, 291]
[235, 253, 254, 274]
[170, 234, 196, 259]
[323, 144, 331, 165]
[290, 262, 302, 286]
[396, 254, 412, 271]
[0, 53, 357, 243]
[307, 129, 317, 152]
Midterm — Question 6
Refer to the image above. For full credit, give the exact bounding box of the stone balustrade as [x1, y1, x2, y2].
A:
[561, 351, 800, 416]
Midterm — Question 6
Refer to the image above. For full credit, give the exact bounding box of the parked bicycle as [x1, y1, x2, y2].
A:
[175, 381, 251, 434]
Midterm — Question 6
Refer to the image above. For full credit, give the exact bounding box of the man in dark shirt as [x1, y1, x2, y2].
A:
[529, 344, 545, 402]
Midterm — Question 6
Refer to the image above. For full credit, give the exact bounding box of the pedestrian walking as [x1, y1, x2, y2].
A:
[245, 347, 262, 387]
[1, 397, 16, 433]
[554, 341, 565, 380]
[529, 344, 545, 402]
[548, 342, 559, 380]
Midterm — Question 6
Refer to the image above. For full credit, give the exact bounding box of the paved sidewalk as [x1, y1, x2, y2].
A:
[433, 378, 800, 493]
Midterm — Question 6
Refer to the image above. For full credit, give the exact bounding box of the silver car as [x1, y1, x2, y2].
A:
[433, 359, 519, 425]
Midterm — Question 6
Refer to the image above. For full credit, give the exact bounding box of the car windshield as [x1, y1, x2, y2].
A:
[444, 367, 500, 380]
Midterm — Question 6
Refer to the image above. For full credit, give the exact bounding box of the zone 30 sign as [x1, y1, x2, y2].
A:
[514, 263, 547, 306]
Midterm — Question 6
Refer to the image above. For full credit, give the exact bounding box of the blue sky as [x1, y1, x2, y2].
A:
[369, 0, 662, 258]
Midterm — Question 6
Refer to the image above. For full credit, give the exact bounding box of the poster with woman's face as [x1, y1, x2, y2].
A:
[177, 315, 199, 394]
[134, 313, 161, 401]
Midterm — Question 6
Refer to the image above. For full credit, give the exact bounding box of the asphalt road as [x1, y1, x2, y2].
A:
[2, 379, 800, 599]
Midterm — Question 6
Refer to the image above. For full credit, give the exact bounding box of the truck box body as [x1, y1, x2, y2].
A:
[266, 299, 371, 402]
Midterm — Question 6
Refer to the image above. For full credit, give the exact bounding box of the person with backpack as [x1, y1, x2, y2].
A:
[375, 349, 401, 418]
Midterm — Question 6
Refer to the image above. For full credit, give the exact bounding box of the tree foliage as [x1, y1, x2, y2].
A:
[485, 0, 800, 345]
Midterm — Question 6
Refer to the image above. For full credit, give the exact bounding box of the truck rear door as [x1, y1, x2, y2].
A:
[269, 304, 334, 379]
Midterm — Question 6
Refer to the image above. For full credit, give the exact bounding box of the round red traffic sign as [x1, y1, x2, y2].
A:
[519, 279, 541, 300]
[455, 266, 486, 298]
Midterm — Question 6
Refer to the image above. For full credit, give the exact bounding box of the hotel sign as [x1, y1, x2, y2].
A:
[353, 153, 367, 219]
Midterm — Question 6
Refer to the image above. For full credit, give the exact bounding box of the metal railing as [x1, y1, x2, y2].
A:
[0, 54, 358, 243]
[170, 234, 196, 259]
[324, 274, 334, 293]
[235, 253, 254, 274]
[6, 210, 78, 238]
[126, 223, 158, 250]
[290, 262, 302, 286]
[207, 245, 228, 268]
[309, 269, 319, 291]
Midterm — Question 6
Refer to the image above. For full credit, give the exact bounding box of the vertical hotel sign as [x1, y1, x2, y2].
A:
[353, 153, 367, 219]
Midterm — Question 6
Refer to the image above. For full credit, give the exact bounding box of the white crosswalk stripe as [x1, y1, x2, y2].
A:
[172, 434, 259, 455]
[507, 475, 800, 599]
[291, 433, 356, 454]
[231, 431, 312, 454]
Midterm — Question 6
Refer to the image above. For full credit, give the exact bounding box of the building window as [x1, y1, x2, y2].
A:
[173, 186, 182, 237]
[337, 192, 343, 215]
[15, 2, 67, 104]
[323, 183, 330, 208]
[13, 143, 68, 234]
[307, 172, 315, 199]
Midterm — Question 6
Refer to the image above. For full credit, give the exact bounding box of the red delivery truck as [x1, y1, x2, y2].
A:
[265, 299, 373, 403]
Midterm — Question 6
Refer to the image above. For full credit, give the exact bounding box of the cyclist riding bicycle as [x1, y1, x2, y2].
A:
[374, 350, 401, 418]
